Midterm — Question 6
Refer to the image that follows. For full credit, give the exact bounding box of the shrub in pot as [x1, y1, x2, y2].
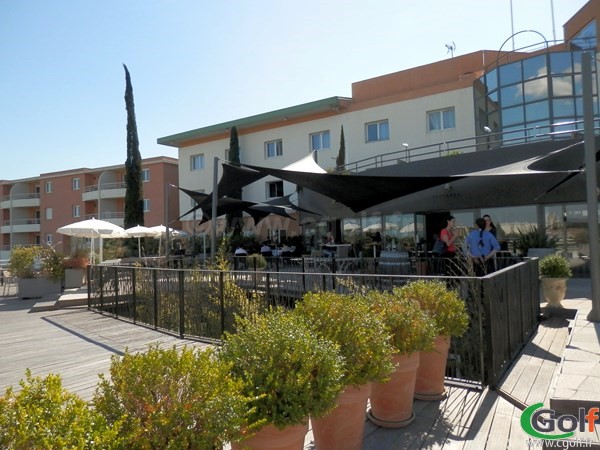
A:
[93, 344, 252, 450]
[219, 308, 345, 450]
[0, 369, 120, 449]
[294, 291, 395, 450]
[365, 290, 437, 427]
[515, 225, 558, 257]
[539, 253, 573, 308]
[9, 245, 63, 299]
[397, 279, 469, 400]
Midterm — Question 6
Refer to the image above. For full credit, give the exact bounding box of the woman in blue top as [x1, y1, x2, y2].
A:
[465, 217, 500, 276]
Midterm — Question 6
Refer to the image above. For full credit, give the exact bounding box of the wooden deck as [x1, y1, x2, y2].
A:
[0, 293, 581, 449]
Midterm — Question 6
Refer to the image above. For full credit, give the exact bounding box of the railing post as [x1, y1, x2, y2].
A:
[87, 265, 91, 309]
[99, 267, 104, 313]
[266, 272, 271, 306]
[480, 277, 494, 386]
[179, 269, 185, 339]
[114, 267, 119, 319]
[132, 267, 137, 324]
[153, 269, 158, 330]
[302, 257, 306, 292]
[219, 271, 225, 335]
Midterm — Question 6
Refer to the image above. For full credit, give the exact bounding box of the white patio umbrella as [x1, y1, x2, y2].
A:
[57, 218, 127, 263]
[148, 225, 188, 255]
[124, 225, 158, 258]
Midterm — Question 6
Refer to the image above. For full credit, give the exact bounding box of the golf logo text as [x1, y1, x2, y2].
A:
[521, 402, 599, 440]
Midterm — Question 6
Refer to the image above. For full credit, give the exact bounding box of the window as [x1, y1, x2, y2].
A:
[265, 140, 283, 158]
[190, 154, 205, 171]
[310, 130, 331, 151]
[142, 168, 150, 182]
[143, 199, 150, 212]
[427, 108, 456, 131]
[46, 234, 53, 245]
[72, 178, 80, 190]
[72, 205, 81, 218]
[45, 181, 52, 193]
[267, 181, 284, 198]
[45, 208, 53, 220]
[365, 120, 389, 142]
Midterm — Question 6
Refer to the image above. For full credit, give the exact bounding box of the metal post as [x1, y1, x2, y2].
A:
[164, 183, 171, 264]
[211, 157, 219, 262]
[582, 52, 600, 321]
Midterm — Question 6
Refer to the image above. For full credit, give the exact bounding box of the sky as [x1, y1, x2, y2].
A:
[0, 0, 591, 180]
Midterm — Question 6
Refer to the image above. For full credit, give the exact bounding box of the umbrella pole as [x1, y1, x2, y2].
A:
[138, 236, 141, 258]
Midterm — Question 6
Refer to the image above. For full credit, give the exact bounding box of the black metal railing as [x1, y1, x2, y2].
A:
[87, 257, 539, 387]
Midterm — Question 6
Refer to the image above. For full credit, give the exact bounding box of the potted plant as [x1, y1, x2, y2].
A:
[219, 308, 345, 450]
[294, 291, 395, 450]
[246, 253, 268, 271]
[397, 279, 469, 401]
[8, 246, 63, 299]
[63, 248, 89, 288]
[365, 290, 437, 428]
[93, 344, 251, 450]
[515, 225, 558, 257]
[539, 253, 573, 308]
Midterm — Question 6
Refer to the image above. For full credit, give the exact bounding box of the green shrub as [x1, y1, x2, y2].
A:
[8, 246, 42, 279]
[396, 279, 469, 337]
[294, 291, 395, 386]
[246, 253, 267, 270]
[93, 345, 251, 450]
[0, 369, 120, 450]
[539, 253, 573, 278]
[515, 226, 558, 255]
[219, 308, 345, 430]
[366, 290, 437, 355]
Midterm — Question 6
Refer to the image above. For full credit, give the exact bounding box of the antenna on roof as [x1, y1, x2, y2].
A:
[445, 41, 456, 57]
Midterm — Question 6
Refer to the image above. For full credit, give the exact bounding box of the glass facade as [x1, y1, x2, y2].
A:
[475, 38, 598, 144]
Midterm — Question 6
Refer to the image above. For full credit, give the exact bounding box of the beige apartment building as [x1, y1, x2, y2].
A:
[0, 157, 179, 261]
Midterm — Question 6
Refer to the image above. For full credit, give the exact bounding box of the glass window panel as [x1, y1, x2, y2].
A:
[443, 108, 455, 128]
[501, 105, 524, 126]
[379, 121, 389, 140]
[486, 69, 498, 92]
[500, 84, 523, 107]
[575, 97, 584, 117]
[572, 52, 583, 73]
[574, 74, 582, 95]
[551, 75, 573, 96]
[428, 111, 441, 130]
[311, 134, 320, 150]
[550, 52, 572, 75]
[525, 100, 549, 122]
[499, 61, 522, 86]
[367, 123, 378, 141]
[322, 131, 330, 149]
[523, 78, 548, 102]
[488, 90, 499, 103]
[552, 98, 575, 117]
[527, 120, 550, 137]
[523, 54, 547, 79]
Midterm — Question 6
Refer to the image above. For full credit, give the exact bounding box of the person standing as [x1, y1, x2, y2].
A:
[440, 216, 459, 258]
[466, 217, 500, 276]
[483, 214, 497, 238]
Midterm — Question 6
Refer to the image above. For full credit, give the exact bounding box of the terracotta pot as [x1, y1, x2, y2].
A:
[367, 352, 420, 428]
[231, 422, 308, 450]
[311, 383, 371, 450]
[414, 335, 450, 401]
[541, 277, 568, 308]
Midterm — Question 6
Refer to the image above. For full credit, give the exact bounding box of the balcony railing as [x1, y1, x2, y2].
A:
[1, 193, 40, 202]
[2, 218, 41, 226]
[85, 212, 125, 220]
[84, 182, 126, 193]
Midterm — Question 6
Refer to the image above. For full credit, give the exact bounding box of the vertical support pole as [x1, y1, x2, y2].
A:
[179, 269, 185, 339]
[153, 269, 158, 329]
[582, 52, 600, 321]
[211, 157, 219, 262]
[132, 267, 137, 324]
[219, 271, 225, 335]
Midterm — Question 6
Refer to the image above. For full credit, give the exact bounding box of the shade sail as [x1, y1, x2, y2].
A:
[241, 164, 462, 212]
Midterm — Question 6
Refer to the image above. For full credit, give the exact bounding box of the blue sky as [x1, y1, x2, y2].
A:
[0, 0, 589, 180]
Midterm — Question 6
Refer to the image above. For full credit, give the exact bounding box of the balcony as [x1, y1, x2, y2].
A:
[84, 211, 125, 227]
[82, 182, 126, 202]
[1, 218, 41, 234]
[0, 193, 40, 209]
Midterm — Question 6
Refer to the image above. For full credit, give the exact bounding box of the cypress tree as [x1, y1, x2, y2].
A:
[226, 126, 243, 234]
[123, 64, 144, 230]
[336, 125, 346, 172]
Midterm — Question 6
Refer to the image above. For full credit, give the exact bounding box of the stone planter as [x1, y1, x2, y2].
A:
[64, 268, 86, 288]
[541, 277, 568, 308]
[18, 278, 61, 299]
[527, 248, 556, 258]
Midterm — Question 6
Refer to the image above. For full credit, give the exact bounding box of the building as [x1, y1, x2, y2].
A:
[159, 1, 598, 266]
[0, 157, 179, 261]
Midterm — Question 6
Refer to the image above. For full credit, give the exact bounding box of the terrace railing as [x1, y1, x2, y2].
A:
[87, 257, 539, 387]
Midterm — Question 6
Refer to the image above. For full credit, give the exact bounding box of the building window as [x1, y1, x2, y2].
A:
[427, 108, 456, 131]
[365, 120, 389, 142]
[267, 181, 284, 198]
[72, 205, 81, 218]
[265, 140, 283, 158]
[143, 199, 150, 212]
[142, 168, 150, 182]
[45, 181, 53, 193]
[190, 154, 205, 171]
[72, 178, 80, 190]
[310, 130, 331, 151]
[45, 208, 53, 220]
[46, 234, 52, 245]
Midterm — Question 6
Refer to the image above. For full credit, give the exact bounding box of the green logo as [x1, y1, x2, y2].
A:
[521, 403, 576, 440]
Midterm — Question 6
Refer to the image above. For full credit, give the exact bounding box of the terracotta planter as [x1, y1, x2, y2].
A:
[414, 335, 450, 401]
[541, 277, 568, 308]
[367, 352, 420, 428]
[231, 422, 308, 450]
[311, 383, 371, 450]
